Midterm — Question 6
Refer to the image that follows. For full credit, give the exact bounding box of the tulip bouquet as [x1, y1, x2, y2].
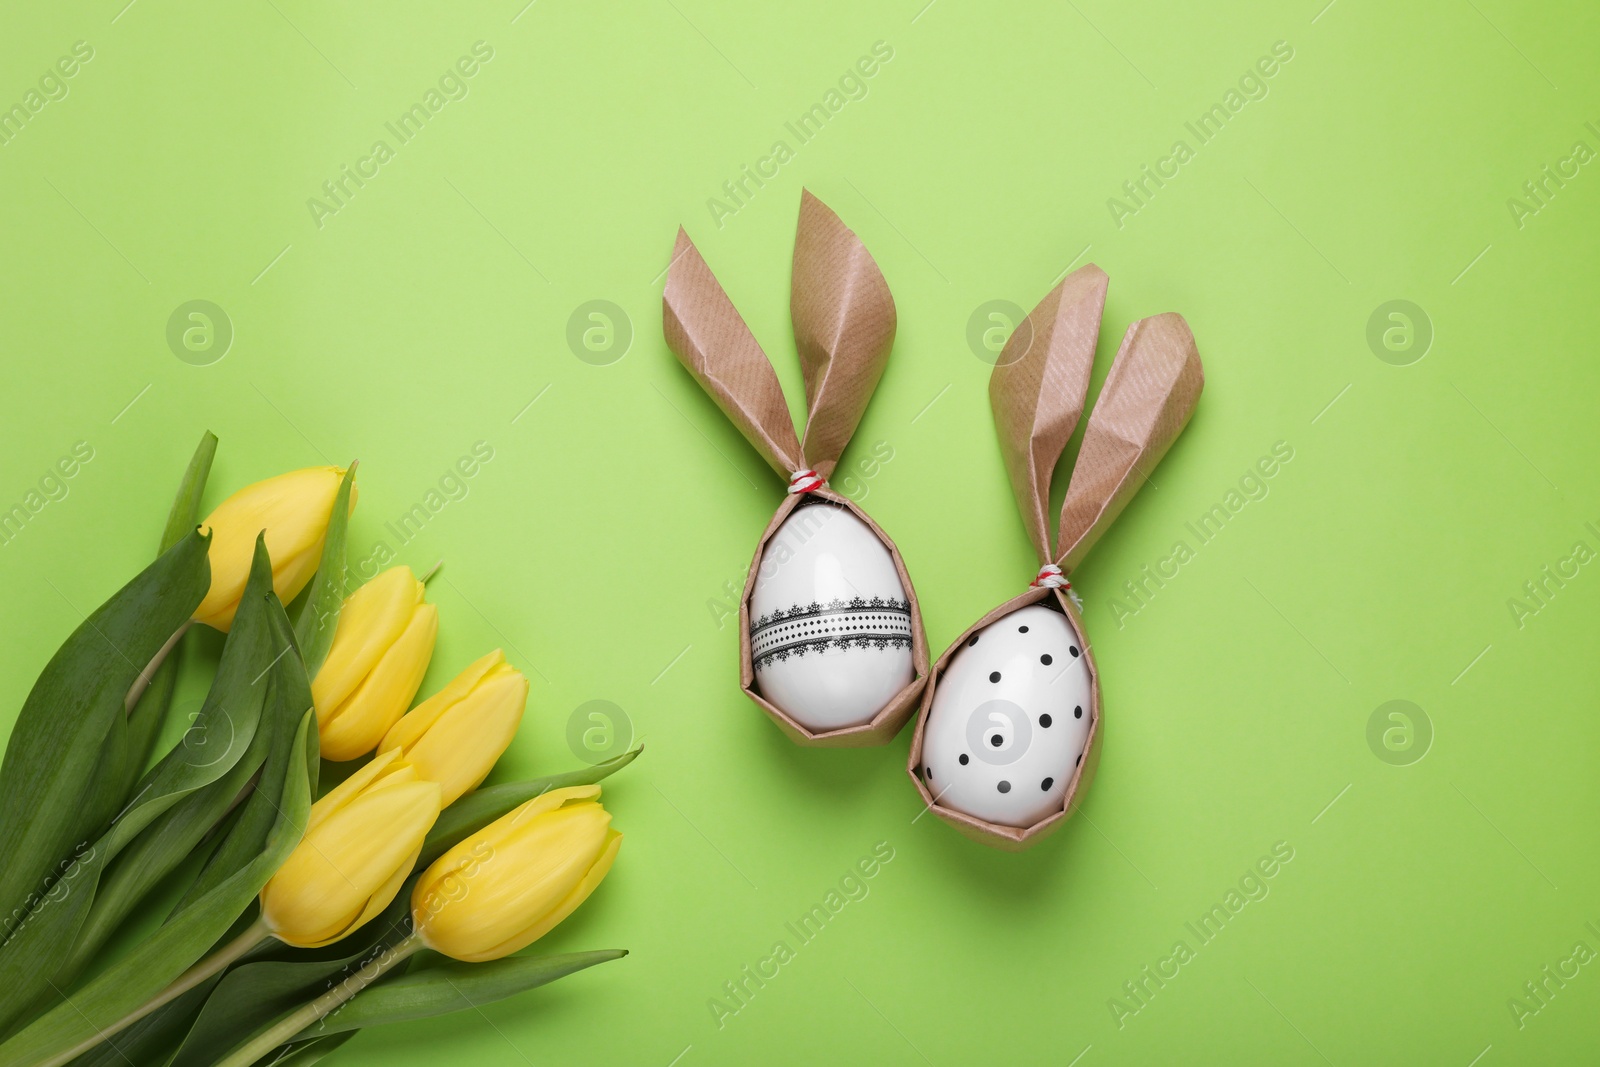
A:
[0, 433, 636, 1067]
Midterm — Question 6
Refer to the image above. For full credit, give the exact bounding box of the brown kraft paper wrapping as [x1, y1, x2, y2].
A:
[907, 263, 1203, 849]
[663, 189, 930, 747]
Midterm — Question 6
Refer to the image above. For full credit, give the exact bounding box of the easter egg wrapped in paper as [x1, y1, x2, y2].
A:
[749, 502, 914, 732]
[920, 604, 1090, 828]
[909, 264, 1204, 849]
[664, 190, 928, 746]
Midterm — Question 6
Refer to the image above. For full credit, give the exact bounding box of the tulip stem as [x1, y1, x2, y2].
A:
[420, 559, 444, 584]
[34, 919, 272, 1067]
[215, 933, 423, 1067]
[124, 620, 191, 713]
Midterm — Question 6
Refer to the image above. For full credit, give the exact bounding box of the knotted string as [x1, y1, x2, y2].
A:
[787, 469, 826, 495]
[1031, 563, 1083, 609]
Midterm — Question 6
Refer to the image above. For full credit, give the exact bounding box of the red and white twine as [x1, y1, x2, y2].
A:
[1031, 563, 1083, 608]
[787, 469, 826, 495]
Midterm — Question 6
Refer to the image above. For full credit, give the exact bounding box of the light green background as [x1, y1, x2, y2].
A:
[2, 0, 1598, 1063]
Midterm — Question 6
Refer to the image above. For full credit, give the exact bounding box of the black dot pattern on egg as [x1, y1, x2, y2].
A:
[928, 607, 1092, 816]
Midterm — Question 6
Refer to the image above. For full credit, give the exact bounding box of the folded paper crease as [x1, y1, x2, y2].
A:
[791, 189, 898, 480]
[911, 261, 1202, 849]
[990, 264, 1107, 564]
[663, 228, 803, 477]
[663, 189, 925, 747]
[1055, 312, 1203, 571]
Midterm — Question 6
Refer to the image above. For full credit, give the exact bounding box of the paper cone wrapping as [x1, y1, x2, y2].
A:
[907, 585, 1102, 850]
[907, 264, 1203, 849]
[739, 486, 930, 746]
[663, 190, 929, 746]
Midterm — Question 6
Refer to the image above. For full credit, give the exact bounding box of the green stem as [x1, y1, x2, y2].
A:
[32, 919, 271, 1067]
[123, 620, 191, 713]
[216, 934, 422, 1067]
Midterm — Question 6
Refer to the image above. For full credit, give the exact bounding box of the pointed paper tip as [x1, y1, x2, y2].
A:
[1056, 261, 1108, 291]
[1127, 311, 1199, 359]
[668, 228, 695, 272]
[799, 186, 842, 225]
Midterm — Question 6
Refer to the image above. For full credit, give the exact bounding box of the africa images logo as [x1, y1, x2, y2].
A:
[0, 40, 94, 149]
[1106, 40, 1295, 229]
[305, 42, 495, 229]
[704, 41, 895, 229]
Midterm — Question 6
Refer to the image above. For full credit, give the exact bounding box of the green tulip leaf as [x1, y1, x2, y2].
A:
[111, 430, 220, 814]
[294, 950, 627, 1039]
[293, 463, 356, 679]
[70, 903, 373, 1067]
[420, 745, 642, 867]
[177, 603, 316, 913]
[0, 540, 284, 1037]
[56, 560, 319, 998]
[158, 431, 221, 551]
[0, 528, 210, 944]
[51, 717, 269, 995]
[256, 1033, 357, 1067]
[168, 922, 412, 1067]
[65, 979, 219, 1067]
[0, 693, 318, 1067]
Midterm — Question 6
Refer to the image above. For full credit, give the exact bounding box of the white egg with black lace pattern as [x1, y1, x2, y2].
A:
[750, 502, 913, 731]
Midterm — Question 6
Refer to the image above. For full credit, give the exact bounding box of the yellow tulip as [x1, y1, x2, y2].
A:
[313, 566, 439, 762]
[195, 467, 355, 631]
[411, 784, 620, 962]
[260, 749, 441, 948]
[377, 649, 526, 805]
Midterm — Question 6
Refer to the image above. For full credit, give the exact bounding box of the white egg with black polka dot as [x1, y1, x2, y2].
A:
[920, 603, 1091, 828]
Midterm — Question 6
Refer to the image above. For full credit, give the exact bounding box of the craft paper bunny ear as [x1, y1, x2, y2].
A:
[908, 262, 1203, 851]
[661, 191, 928, 748]
[663, 228, 804, 477]
[990, 264, 1108, 564]
[662, 191, 898, 480]
[791, 189, 897, 480]
[1055, 312, 1204, 571]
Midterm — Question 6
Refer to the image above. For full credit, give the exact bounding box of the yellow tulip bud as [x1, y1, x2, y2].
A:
[195, 467, 355, 631]
[378, 649, 527, 806]
[313, 566, 439, 762]
[261, 748, 441, 948]
[411, 785, 620, 962]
